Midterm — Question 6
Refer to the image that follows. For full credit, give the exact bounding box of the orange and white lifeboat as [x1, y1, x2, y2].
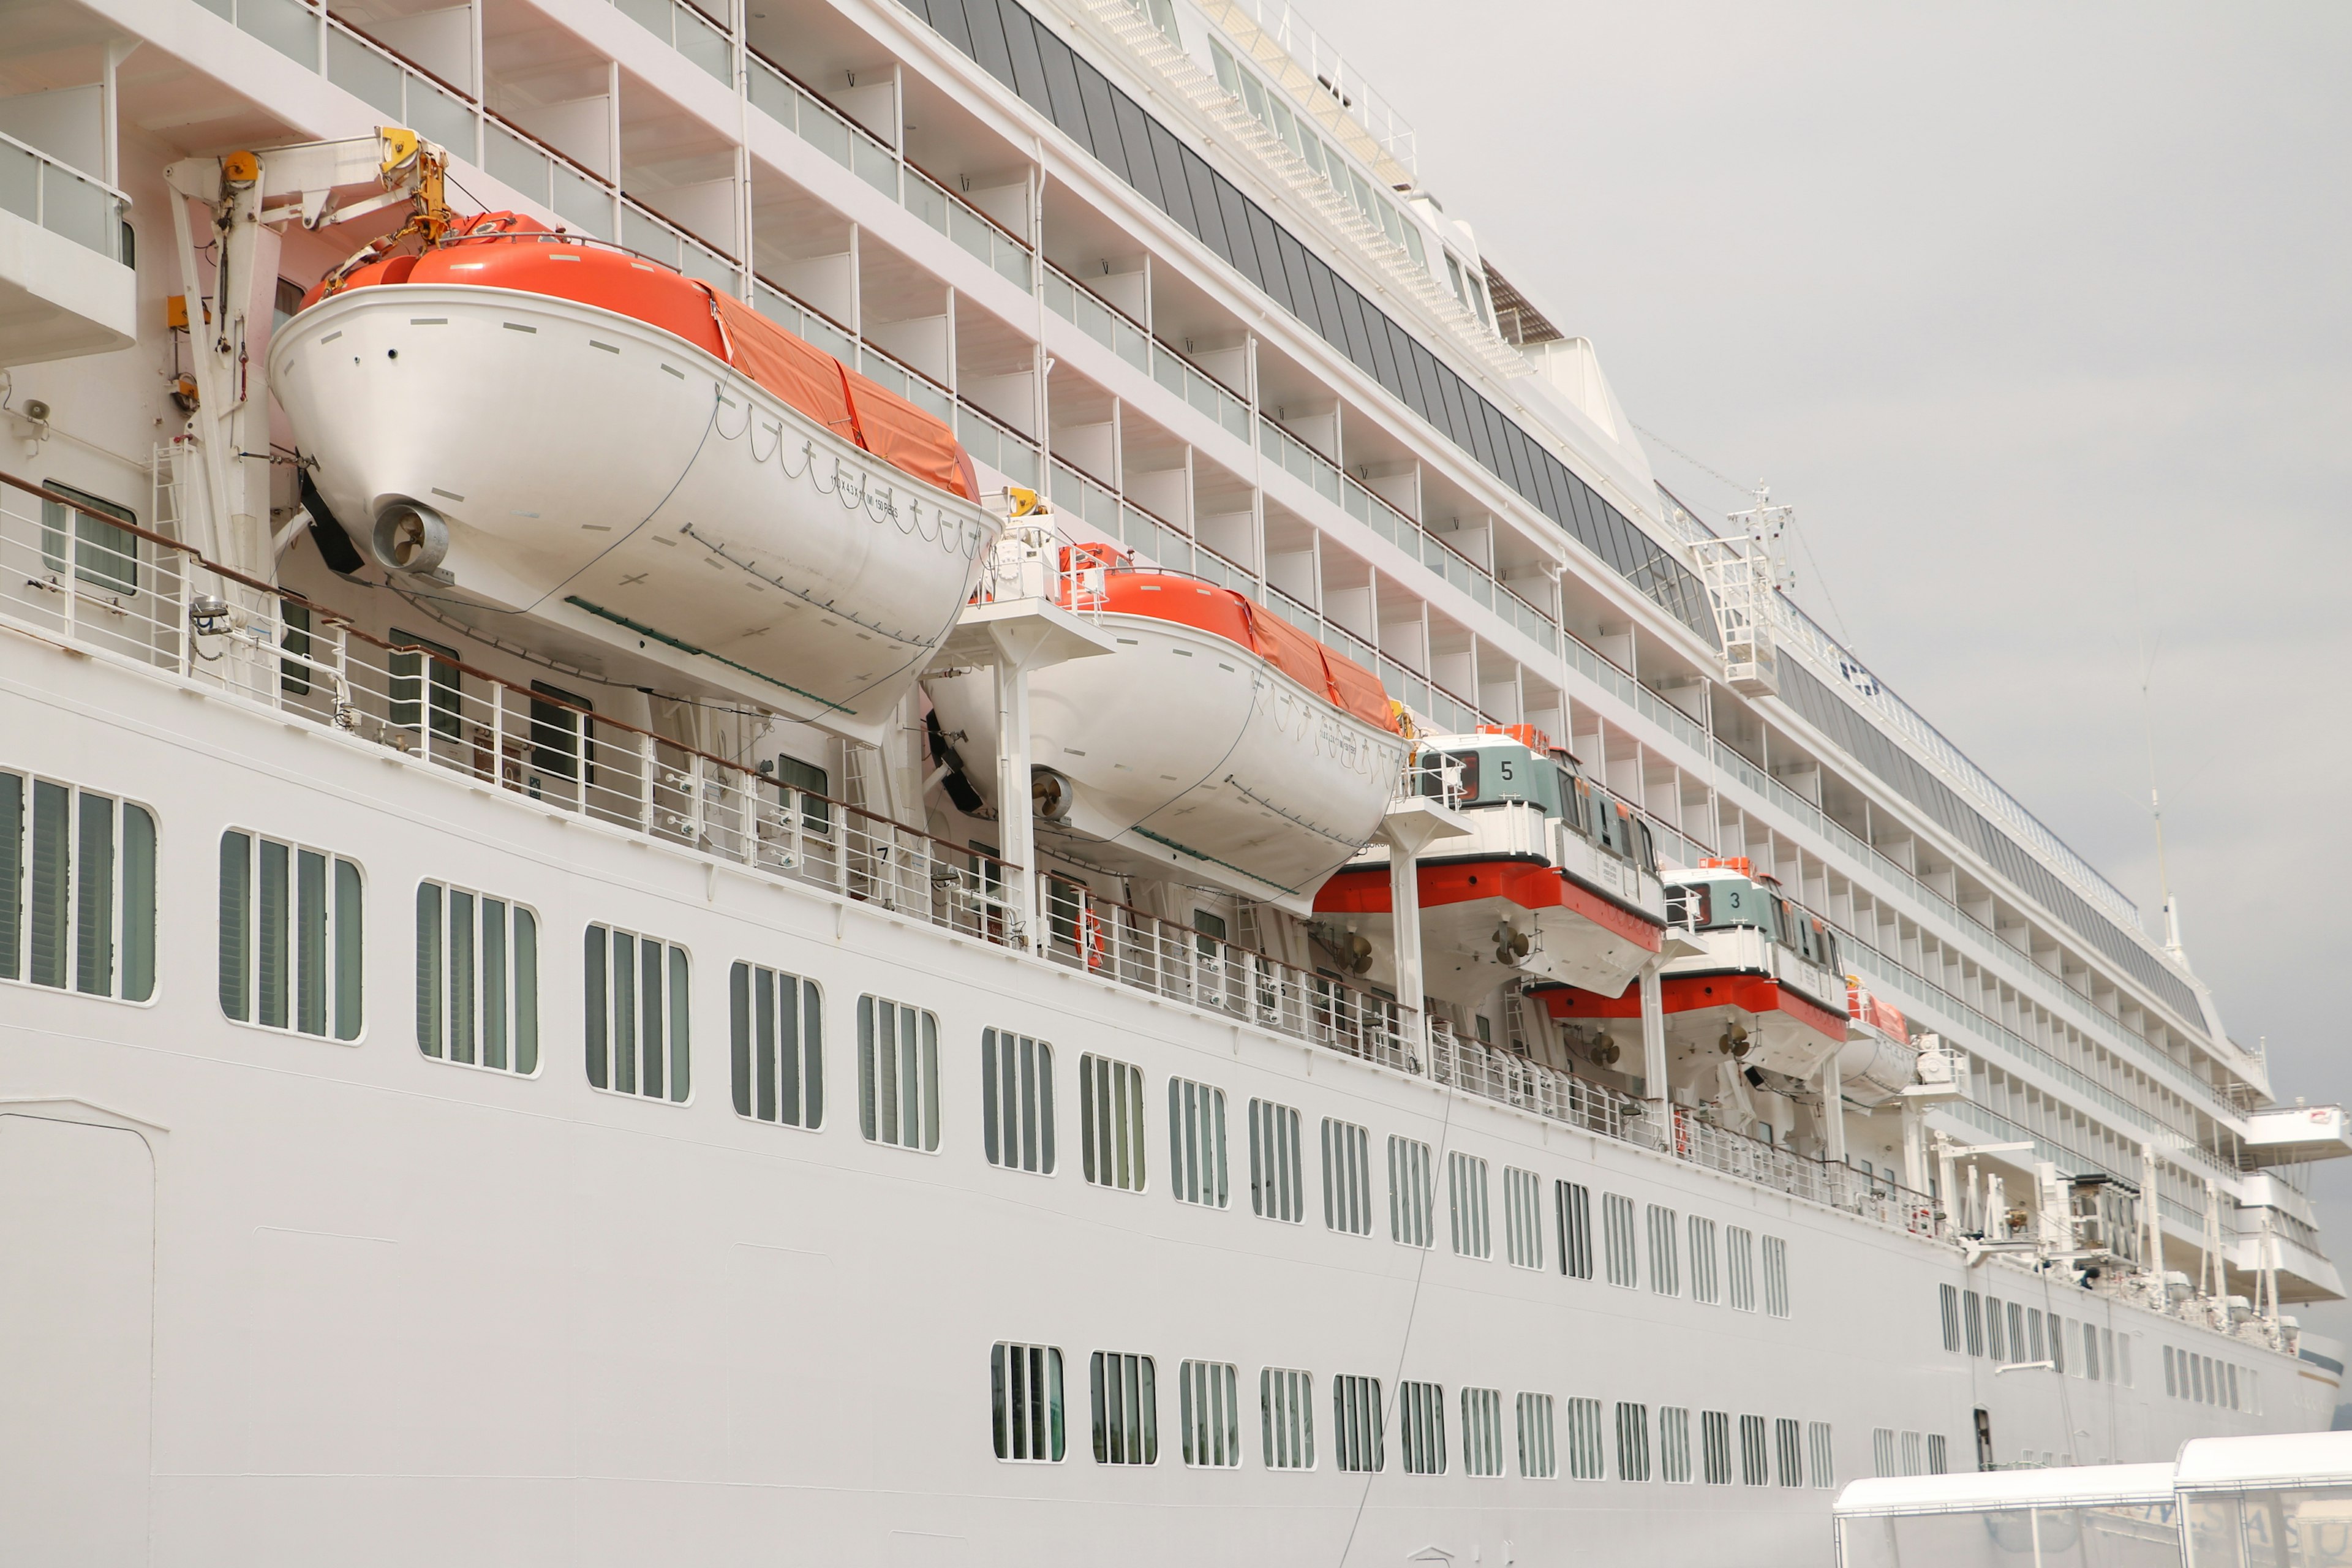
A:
[1836, 978, 1920, 1106]
[925, 562, 1410, 913]
[267, 213, 996, 744]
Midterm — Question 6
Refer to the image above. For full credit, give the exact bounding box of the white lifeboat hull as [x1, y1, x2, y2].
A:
[267, 284, 997, 744]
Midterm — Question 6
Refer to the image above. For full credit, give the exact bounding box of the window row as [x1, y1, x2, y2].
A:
[1937, 1284, 2137, 1387]
[989, 1342, 1834, 1485]
[1871, 1428, 1951, 1478]
[2165, 1344, 2250, 1411]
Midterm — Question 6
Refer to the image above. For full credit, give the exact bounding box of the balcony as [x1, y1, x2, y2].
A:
[2242, 1103, 2352, 1167]
[0, 132, 134, 367]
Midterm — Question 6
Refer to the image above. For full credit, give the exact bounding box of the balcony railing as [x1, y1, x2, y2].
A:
[0, 129, 130, 263]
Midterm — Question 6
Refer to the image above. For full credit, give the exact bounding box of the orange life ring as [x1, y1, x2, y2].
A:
[1082, 908, 1107, 971]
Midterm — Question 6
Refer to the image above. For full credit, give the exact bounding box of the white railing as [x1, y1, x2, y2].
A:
[1430, 1028, 1640, 1142]
[1193, 0, 1417, 176]
[0, 129, 130, 262]
[1042, 262, 1251, 440]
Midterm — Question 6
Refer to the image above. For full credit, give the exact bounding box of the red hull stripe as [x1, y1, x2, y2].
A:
[1531, 974, 1848, 1046]
[1314, 862, 1662, 952]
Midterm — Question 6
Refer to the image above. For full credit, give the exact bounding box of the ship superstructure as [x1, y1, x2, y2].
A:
[0, 0, 2341, 1561]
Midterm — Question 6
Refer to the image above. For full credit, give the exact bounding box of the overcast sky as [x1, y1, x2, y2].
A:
[1327, 1, 2352, 1351]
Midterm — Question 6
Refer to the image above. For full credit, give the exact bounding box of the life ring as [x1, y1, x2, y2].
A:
[1082, 907, 1107, 971]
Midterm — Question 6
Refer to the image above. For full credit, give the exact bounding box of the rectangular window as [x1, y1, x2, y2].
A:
[2, 774, 156, 1003]
[1647, 1204, 1681, 1296]
[1927, 1433, 1949, 1474]
[1809, 1421, 1836, 1487]
[1940, 1283, 1962, 1352]
[2082, 1321, 2101, 1381]
[1447, 1152, 1491, 1258]
[992, 1343, 1065, 1461]
[1739, 1415, 1770, 1485]
[1900, 1431, 1924, 1476]
[770, 753, 831, 834]
[39, 480, 139, 595]
[1250, 1098, 1305, 1221]
[1398, 1381, 1447, 1475]
[1558, 1180, 1593, 1280]
[1688, 1216, 1719, 1304]
[415, 882, 538, 1072]
[1322, 1118, 1373, 1234]
[1702, 1411, 1733, 1485]
[1079, 1052, 1145, 1188]
[1660, 1406, 1693, 1483]
[1517, 1393, 1558, 1479]
[1564, 1396, 1605, 1480]
[388, 627, 462, 740]
[1459, 1387, 1504, 1477]
[733, 964, 823, 1128]
[2051, 1316, 2069, 1375]
[1167, 1077, 1228, 1207]
[1762, 1234, 1790, 1317]
[1262, 1367, 1314, 1470]
[1964, 1291, 1986, 1356]
[1389, 1135, 1434, 1248]
[2164, 1344, 2176, 1396]
[584, 924, 690, 1101]
[2229, 1364, 2241, 1410]
[1503, 1166, 1544, 1269]
[1090, 1351, 1157, 1465]
[1602, 1193, 1638, 1287]
[1727, 1226, 1757, 1311]
[2105, 1329, 2118, 1385]
[1178, 1359, 1240, 1468]
[2027, 1308, 2046, 1363]
[1775, 1417, 1803, 1487]
[2008, 1302, 2026, 1363]
[1872, 1427, 1896, 1477]
[1615, 1402, 1651, 1482]
[1332, 1374, 1383, 1472]
[527, 680, 594, 785]
[856, 995, 939, 1148]
[220, 829, 361, 1038]
[980, 1027, 1052, 1170]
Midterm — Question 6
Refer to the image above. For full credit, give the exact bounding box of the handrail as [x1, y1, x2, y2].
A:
[0, 126, 134, 208]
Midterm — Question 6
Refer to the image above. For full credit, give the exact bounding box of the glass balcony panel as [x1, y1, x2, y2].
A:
[328, 30, 406, 121]
[622, 205, 680, 266]
[747, 63, 801, 132]
[42, 168, 113, 255]
[851, 134, 896, 197]
[407, 80, 477, 159]
[0, 141, 38, 225]
[240, 0, 319, 66]
[551, 165, 612, 240]
[486, 124, 551, 205]
[676, 9, 731, 83]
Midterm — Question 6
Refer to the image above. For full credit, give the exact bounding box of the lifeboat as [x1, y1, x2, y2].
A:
[924, 559, 1409, 913]
[1312, 726, 1664, 1005]
[267, 213, 996, 745]
[1835, 978, 1920, 1106]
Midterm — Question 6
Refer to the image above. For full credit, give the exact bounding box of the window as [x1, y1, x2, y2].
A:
[1448, 1152, 1491, 1258]
[2082, 1321, 2101, 1381]
[1602, 1192, 1638, 1287]
[1090, 1351, 1157, 1465]
[2008, 1302, 2027, 1362]
[733, 964, 823, 1128]
[992, 1343, 1065, 1462]
[1167, 1077, 1228, 1207]
[1517, 1393, 1557, 1479]
[1249, 1098, 1304, 1221]
[1739, 1415, 1770, 1485]
[1558, 1180, 1593, 1279]
[2051, 1315, 2068, 1374]
[1986, 1295, 2007, 1360]
[1659, 1406, 1692, 1483]
[1647, 1205, 1680, 1296]
[1262, 1367, 1314, 1470]
[2, 773, 156, 1003]
[1775, 1418, 1803, 1487]
[856, 995, 938, 1147]
[1564, 1396, 1606, 1480]
[980, 1027, 1052, 1170]
[39, 478, 138, 595]
[2027, 1308, 2046, 1363]
[1939, 1283, 1962, 1352]
[1688, 1216, 1719, 1303]
[1399, 1381, 1447, 1475]
[527, 681, 594, 786]
[2164, 1345, 2176, 1396]
[1702, 1411, 1733, 1485]
[1873, 1429, 1896, 1476]
[2119, 1333, 2133, 1389]
[2105, 1328, 2118, 1384]
[585, 924, 690, 1101]
[1900, 1431, 1924, 1476]
[1727, 1226, 1757, 1311]
[220, 829, 361, 1038]
[1762, 1234, 1790, 1316]
[1964, 1291, 1986, 1355]
[415, 881, 537, 1072]
[1322, 1118, 1373, 1234]
[1079, 1052, 1145, 1188]
[1927, 1433, 1949, 1474]
[388, 627, 461, 740]
[769, 753, 831, 834]
[1332, 1374, 1383, 1472]
[1178, 1360, 1240, 1468]
[1503, 1166, 1544, 1269]
[1460, 1387, 1504, 1477]
[1615, 1402, 1651, 1481]
[1389, 1135, 1434, 1248]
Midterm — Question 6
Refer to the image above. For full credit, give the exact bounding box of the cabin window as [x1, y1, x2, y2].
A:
[857, 995, 938, 1147]
[528, 681, 595, 786]
[1178, 1360, 1240, 1468]
[980, 1027, 1052, 1171]
[1763, 1233, 1791, 1316]
[1775, 1418, 1803, 1487]
[1872, 1428, 1897, 1477]
[1900, 1431, 1924, 1476]
[1249, 1098, 1305, 1222]
[1558, 1180, 1594, 1280]
[2007, 1302, 2026, 1363]
[2082, 1321, 2100, 1381]
[1517, 1393, 1558, 1479]
[1556, 769, 1587, 834]
[1167, 1077, 1228, 1207]
[1646, 1204, 1680, 1296]
[39, 479, 138, 595]
[416, 881, 538, 1072]
[1926, 1433, 1949, 1474]
[1398, 1381, 1447, 1475]
[1809, 1422, 1836, 1487]
[1460, 1387, 1504, 1477]
[1262, 1368, 1315, 1469]
[1963, 1290, 1985, 1355]
[1447, 1152, 1491, 1258]
[1727, 1226, 1758, 1310]
[1079, 1052, 1145, 1189]
[1090, 1351, 1157, 1465]
[770, 754, 831, 834]
[2027, 1308, 2046, 1363]
[1321, 1118, 1373, 1235]
[1986, 1296, 2008, 1359]
[2104, 1328, 2118, 1384]
[1702, 1411, 1733, 1484]
[1388, 1136, 1435, 1248]
[1419, 749, 1478, 804]
[991, 1343, 1065, 1462]
[1191, 908, 1226, 958]
[1564, 1397, 1606, 1480]
[2163, 1344, 2176, 1396]
[388, 628, 462, 741]
[1689, 1216, 1719, 1303]
[729, 965, 822, 1127]
[220, 829, 361, 1037]
[1939, 1284, 1962, 1352]
[584, 925, 690, 1101]
[1602, 1193, 1638, 1288]
[1739, 1415, 1770, 1485]
[1503, 1166, 1544, 1270]
[1615, 1403, 1651, 1482]
[1632, 816, 1657, 874]
[1659, 1406, 1694, 1483]
[1332, 1374, 1384, 1472]
[2, 773, 156, 1003]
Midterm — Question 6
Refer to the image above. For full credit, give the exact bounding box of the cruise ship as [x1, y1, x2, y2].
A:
[0, 0, 2340, 1561]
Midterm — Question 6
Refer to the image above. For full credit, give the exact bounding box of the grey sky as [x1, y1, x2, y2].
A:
[1331, 2, 2352, 1349]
